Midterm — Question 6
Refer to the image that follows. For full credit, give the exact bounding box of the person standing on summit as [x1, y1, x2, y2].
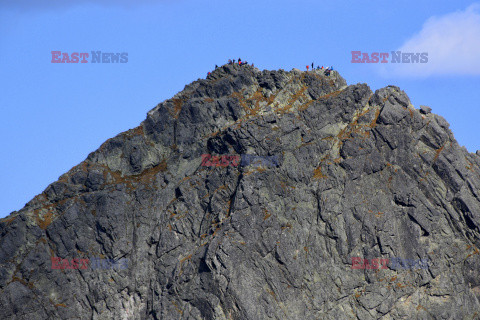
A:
[311, 62, 314, 69]
[306, 65, 309, 71]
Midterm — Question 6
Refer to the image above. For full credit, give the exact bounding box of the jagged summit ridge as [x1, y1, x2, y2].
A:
[1, 65, 480, 319]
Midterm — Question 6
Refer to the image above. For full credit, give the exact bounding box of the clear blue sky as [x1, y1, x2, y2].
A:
[1, 0, 479, 218]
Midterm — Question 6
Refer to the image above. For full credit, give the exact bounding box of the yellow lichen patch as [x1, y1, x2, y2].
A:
[31, 193, 48, 203]
[387, 175, 393, 184]
[243, 167, 267, 176]
[466, 244, 479, 258]
[263, 208, 271, 221]
[123, 126, 144, 139]
[172, 301, 183, 315]
[318, 89, 343, 101]
[250, 90, 264, 104]
[286, 86, 308, 106]
[35, 209, 54, 230]
[175, 212, 188, 220]
[99, 158, 167, 192]
[157, 159, 168, 172]
[276, 103, 294, 115]
[266, 288, 277, 301]
[211, 226, 221, 237]
[336, 114, 372, 145]
[298, 100, 314, 111]
[465, 160, 475, 172]
[298, 141, 316, 149]
[180, 254, 193, 264]
[11, 276, 34, 289]
[281, 223, 292, 230]
[313, 166, 328, 180]
[229, 89, 275, 120]
[337, 128, 351, 142]
[212, 185, 227, 194]
[132, 161, 167, 184]
[230, 91, 248, 108]
[169, 98, 184, 119]
[204, 97, 214, 103]
[354, 287, 366, 298]
[266, 93, 276, 106]
[370, 109, 381, 128]
[434, 143, 446, 162]
[321, 136, 335, 142]
[1, 215, 17, 225]
[55, 303, 67, 308]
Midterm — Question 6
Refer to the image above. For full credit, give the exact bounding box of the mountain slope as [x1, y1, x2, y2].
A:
[1, 64, 480, 319]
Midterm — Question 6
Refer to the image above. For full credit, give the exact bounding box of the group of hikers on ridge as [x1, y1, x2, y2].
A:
[306, 63, 334, 76]
[227, 58, 250, 66]
[207, 58, 253, 77]
[207, 59, 334, 77]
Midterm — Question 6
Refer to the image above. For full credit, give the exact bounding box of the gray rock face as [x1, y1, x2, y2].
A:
[420, 105, 432, 114]
[1, 63, 480, 319]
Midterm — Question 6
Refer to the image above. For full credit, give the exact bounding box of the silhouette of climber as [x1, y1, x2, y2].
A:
[306, 65, 309, 71]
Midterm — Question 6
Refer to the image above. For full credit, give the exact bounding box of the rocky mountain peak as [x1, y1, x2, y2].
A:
[1, 65, 480, 319]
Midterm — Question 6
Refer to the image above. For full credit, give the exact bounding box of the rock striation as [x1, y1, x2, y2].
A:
[1, 64, 480, 319]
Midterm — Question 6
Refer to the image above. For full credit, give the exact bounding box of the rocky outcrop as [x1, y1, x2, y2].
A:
[1, 63, 480, 319]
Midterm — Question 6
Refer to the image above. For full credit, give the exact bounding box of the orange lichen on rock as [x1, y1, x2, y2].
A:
[313, 166, 327, 179]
